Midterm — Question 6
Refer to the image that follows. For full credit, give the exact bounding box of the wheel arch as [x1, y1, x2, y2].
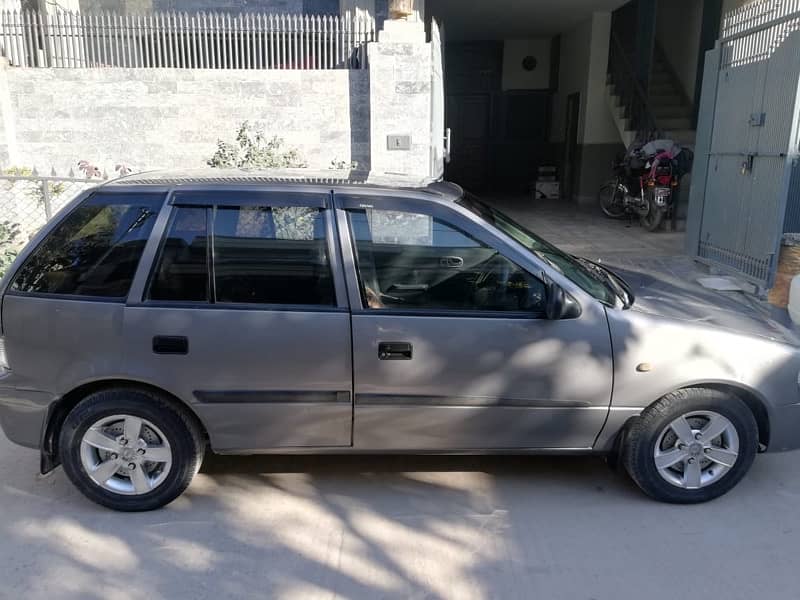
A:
[41, 378, 209, 474]
[612, 382, 771, 453]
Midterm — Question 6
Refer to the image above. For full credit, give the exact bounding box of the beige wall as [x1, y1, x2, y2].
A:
[584, 12, 618, 144]
[656, 0, 703, 100]
[551, 12, 618, 145]
[551, 18, 592, 144]
[502, 39, 552, 91]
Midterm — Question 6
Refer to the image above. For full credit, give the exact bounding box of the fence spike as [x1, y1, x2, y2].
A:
[101, 169, 108, 180]
[31, 167, 39, 176]
[68, 167, 75, 178]
[50, 167, 57, 176]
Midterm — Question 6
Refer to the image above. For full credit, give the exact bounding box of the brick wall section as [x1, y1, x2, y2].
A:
[0, 66, 369, 174]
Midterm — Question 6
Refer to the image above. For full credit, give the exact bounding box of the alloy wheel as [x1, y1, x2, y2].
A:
[79, 414, 173, 495]
[653, 410, 739, 490]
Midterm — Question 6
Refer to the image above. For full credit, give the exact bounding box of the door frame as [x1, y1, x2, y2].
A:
[563, 92, 581, 202]
[330, 190, 615, 450]
[331, 190, 601, 312]
[121, 186, 355, 451]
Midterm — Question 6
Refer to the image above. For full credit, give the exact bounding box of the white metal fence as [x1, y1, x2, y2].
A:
[0, 10, 375, 70]
[0, 171, 99, 246]
[721, 0, 800, 66]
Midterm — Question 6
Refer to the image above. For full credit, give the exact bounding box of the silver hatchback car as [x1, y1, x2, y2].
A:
[1, 170, 799, 511]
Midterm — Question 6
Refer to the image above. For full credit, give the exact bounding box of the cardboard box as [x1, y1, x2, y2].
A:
[535, 181, 560, 200]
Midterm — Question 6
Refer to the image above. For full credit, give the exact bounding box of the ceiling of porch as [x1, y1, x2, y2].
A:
[427, 0, 629, 40]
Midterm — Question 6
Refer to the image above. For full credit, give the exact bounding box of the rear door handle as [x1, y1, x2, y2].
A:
[153, 336, 189, 355]
[378, 342, 413, 360]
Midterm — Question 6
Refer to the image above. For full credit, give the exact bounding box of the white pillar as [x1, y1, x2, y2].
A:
[368, 18, 432, 177]
[341, 0, 376, 20]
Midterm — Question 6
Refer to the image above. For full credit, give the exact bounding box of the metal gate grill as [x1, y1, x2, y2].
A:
[688, 0, 800, 288]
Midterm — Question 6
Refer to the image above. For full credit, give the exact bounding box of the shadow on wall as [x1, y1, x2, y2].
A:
[349, 67, 371, 172]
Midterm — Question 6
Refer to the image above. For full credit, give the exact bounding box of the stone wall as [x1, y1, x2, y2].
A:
[78, 0, 339, 14]
[368, 20, 432, 178]
[0, 65, 370, 174]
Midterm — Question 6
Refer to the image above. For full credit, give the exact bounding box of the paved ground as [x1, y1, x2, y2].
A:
[489, 196, 686, 265]
[3, 196, 800, 599]
[490, 195, 788, 323]
[3, 432, 800, 600]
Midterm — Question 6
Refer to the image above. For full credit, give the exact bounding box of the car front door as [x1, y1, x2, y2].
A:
[336, 193, 614, 450]
[123, 188, 353, 452]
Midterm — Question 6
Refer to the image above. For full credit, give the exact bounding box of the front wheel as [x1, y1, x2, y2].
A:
[640, 195, 666, 231]
[59, 388, 205, 511]
[599, 180, 627, 219]
[622, 388, 758, 503]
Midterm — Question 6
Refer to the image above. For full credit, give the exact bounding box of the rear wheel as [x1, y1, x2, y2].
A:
[599, 180, 627, 219]
[623, 388, 758, 503]
[59, 388, 205, 511]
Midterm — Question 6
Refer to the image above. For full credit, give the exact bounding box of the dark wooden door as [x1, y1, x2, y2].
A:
[445, 93, 491, 191]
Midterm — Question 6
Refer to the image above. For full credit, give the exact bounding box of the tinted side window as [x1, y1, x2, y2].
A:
[149, 207, 209, 302]
[347, 209, 546, 313]
[11, 192, 163, 298]
[213, 206, 335, 306]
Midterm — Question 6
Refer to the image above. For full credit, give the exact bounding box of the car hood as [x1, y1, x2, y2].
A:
[607, 265, 800, 346]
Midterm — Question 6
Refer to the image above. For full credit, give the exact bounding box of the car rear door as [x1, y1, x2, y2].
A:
[123, 188, 353, 452]
[335, 192, 614, 450]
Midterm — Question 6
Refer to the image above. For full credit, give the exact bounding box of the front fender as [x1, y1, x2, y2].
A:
[606, 308, 800, 450]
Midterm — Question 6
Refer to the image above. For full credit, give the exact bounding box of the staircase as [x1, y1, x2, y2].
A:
[606, 35, 697, 147]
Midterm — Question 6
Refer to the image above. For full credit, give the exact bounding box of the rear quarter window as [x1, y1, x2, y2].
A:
[10, 192, 165, 299]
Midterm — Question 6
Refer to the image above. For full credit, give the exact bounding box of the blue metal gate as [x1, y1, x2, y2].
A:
[687, 0, 800, 290]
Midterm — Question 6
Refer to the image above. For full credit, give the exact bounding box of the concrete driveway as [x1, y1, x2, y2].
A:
[2, 431, 800, 600]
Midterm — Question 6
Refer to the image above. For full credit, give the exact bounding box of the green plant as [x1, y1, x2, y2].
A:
[207, 122, 307, 169]
[330, 159, 359, 170]
[0, 220, 21, 278]
[2, 166, 65, 205]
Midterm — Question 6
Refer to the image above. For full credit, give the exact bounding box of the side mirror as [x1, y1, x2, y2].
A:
[543, 276, 581, 320]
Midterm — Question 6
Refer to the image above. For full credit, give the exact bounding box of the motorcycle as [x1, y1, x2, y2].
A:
[598, 140, 691, 232]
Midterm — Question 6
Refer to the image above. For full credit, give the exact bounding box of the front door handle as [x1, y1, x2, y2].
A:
[378, 342, 413, 360]
[440, 256, 464, 268]
[153, 336, 189, 355]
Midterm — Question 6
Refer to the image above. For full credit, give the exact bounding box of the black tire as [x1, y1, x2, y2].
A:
[59, 387, 205, 511]
[623, 388, 758, 504]
[640, 197, 665, 231]
[599, 180, 627, 219]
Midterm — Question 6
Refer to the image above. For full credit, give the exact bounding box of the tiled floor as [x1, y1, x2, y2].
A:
[485, 195, 685, 264]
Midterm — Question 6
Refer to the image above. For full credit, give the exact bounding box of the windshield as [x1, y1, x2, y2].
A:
[457, 194, 624, 307]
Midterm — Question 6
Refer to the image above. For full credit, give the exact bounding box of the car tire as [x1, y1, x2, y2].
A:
[59, 387, 205, 512]
[623, 388, 758, 504]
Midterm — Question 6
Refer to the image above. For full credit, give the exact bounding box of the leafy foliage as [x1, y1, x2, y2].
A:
[207, 122, 307, 169]
[78, 160, 103, 179]
[0, 220, 21, 278]
[330, 159, 359, 170]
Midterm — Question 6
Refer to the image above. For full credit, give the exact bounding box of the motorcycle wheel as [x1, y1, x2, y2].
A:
[599, 180, 627, 219]
[640, 201, 665, 232]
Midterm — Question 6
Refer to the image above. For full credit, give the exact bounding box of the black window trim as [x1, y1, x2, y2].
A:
[170, 190, 328, 209]
[3, 289, 131, 304]
[142, 197, 341, 310]
[7, 189, 167, 304]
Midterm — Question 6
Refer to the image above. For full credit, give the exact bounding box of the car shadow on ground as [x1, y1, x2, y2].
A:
[2, 436, 797, 600]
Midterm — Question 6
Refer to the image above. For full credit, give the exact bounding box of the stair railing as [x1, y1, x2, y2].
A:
[607, 30, 661, 144]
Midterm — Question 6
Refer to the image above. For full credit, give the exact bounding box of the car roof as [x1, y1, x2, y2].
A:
[104, 168, 464, 202]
